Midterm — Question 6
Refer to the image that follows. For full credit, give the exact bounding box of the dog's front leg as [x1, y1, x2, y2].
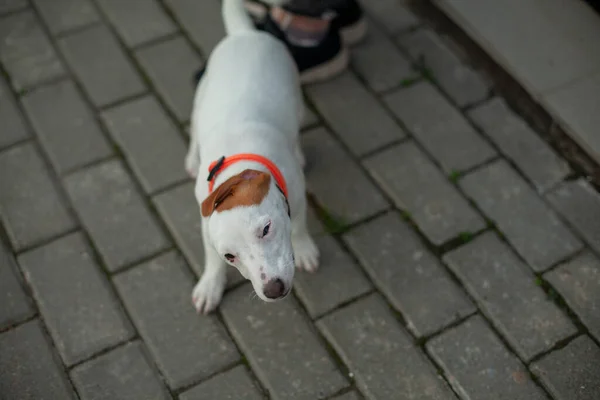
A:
[192, 219, 227, 314]
[291, 197, 320, 273]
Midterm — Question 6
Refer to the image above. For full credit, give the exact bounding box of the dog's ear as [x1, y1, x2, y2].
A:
[201, 169, 271, 217]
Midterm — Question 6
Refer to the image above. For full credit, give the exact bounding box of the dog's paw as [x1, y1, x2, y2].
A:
[292, 235, 320, 273]
[192, 270, 226, 314]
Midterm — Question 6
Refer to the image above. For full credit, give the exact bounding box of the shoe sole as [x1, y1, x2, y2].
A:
[299, 45, 350, 84]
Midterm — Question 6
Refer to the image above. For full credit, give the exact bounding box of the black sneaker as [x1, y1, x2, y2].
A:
[260, 10, 349, 84]
[245, 0, 367, 45]
[193, 7, 350, 85]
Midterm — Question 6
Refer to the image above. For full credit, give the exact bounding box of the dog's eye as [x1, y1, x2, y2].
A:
[224, 253, 235, 262]
[262, 222, 271, 237]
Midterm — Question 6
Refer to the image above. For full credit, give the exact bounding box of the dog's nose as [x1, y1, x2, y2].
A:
[263, 278, 286, 299]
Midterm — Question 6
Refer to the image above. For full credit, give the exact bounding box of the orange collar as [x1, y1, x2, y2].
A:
[207, 154, 288, 199]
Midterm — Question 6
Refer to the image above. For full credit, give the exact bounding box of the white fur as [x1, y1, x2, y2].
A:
[186, 0, 319, 314]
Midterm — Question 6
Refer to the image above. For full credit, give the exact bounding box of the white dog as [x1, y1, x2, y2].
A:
[185, 0, 320, 314]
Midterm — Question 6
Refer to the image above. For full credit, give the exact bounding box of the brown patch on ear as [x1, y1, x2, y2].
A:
[201, 169, 271, 217]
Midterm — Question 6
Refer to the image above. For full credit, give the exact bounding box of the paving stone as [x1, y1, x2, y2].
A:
[545, 251, 600, 342]
[361, 0, 420, 34]
[343, 212, 475, 337]
[64, 159, 170, 271]
[301, 127, 389, 225]
[101, 95, 188, 193]
[0, 143, 76, 251]
[329, 392, 362, 400]
[96, 0, 177, 47]
[293, 231, 373, 319]
[0, 74, 30, 149]
[364, 141, 485, 245]
[301, 103, 319, 130]
[351, 21, 415, 93]
[32, 0, 99, 35]
[179, 365, 263, 400]
[427, 315, 547, 400]
[21, 79, 113, 174]
[58, 25, 146, 107]
[221, 284, 348, 400]
[317, 293, 455, 400]
[459, 160, 582, 271]
[0, 240, 34, 330]
[164, 0, 224, 54]
[531, 335, 600, 400]
[443, 232, 578, 361]
[384, 82, 496, 173]
[306, 71, 406, 156]
[135, 35, 202, 123]
[71, 341, 171, 400]
[18, 232, 134, 366]
[0, 0, 27, 14]
[152, 182, 244, 287]
[546, 179, 600, 255]
[114, 251, 240, 390]
[0, 320, 75, 400]
[469, 97, 570, 192]
[398, 28, 491, 107]
[0, 10, 66, 90]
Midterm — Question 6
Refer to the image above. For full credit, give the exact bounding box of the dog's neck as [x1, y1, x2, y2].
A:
[207, 154, 288, 198]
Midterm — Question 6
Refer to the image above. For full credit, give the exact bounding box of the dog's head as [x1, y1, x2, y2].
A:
[200, 169, 294, 301]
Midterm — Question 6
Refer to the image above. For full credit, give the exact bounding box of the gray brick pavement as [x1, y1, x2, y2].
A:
[398, 27, 491, 107]
[114, 251, 240, 390]
[343, 212, 475, 337]
[64, 159, 171, 271]
[0, 3, 596, 400]
[302, 127, 389, 224]
[70, 341, 171, 400]
[0, 142, 76, 250]
[0, 75, 30, 149]
[384, 81, 497, 173]
[0, 240, 34, 330]
[460, 160, 582, 271]
[427, 315, 547, 400]
[0, 320, 76, 400]
[96, 0, 178, 48]
[58, 24, 146, 107]
[469, 98, 570, 192]
[350, 21, 415, 93]
[317, 293, 456, 400]
[32, 0, 99, 35]
[363, 141, 486, 245]
[135, 35, 202, 123]
[179, 365, 264, 400]
[531, 336, 600, 400]
[101, 95, 188, 194]
[443, 232, 578, 361]
[545, 251, 600, 342]
[546, 179, 600, 255]
[0, 0, 27, 14]
[221, 284, 348, 400]
[21, 79, 113, 174]
[306, 71, 406, 156]
[0, 10, 66, 90]
[18, 232, 134, 366]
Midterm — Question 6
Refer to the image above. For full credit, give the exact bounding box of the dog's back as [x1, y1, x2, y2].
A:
[192, 0, 302, 149]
